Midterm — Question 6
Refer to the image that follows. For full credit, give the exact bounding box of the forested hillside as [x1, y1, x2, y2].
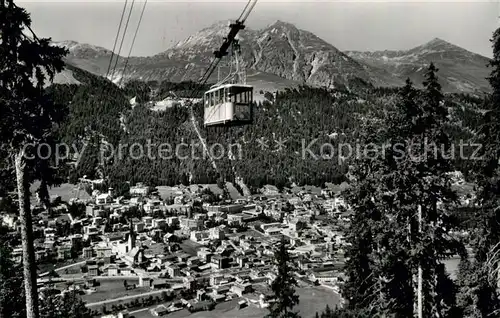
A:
[46, 65, 486, 194]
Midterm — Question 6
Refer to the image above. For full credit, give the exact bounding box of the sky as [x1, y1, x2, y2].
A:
[18, 0, 500, 58]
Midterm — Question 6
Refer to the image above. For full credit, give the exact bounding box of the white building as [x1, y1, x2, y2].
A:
[44, 227, 56, 239]
[190, 230, 210, 243]
[166, 217, 179, 226]
[209, 227, 225, 240]
[153, 219, 166, 229]
[264, 227, 282, 236]
[130, 184, 149, 196]
[180, 218, 202, 231]
[144, 200, 162, 214]
[96, 193, 113, 205]
[142, 216, 154, 228]
[130, 197, 144, 205]
[227, 214, 244, 226]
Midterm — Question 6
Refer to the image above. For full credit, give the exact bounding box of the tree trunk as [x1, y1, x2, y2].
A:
[417, 204, 423, 318]
[15, 149, 39, 318]
[0, 273, 3, 318]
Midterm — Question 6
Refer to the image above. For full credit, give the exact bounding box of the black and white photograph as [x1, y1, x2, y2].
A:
[1, 0, 500, 317]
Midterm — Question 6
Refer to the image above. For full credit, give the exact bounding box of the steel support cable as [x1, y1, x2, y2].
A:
[118, 0, 148, 87]
[106, 0, 128, 78]
[205, 47, 243, 122]
[187, 0, 257, 100]
[240, 0, 257, 23]
[237, 0, 252, 21]
[192, 58, 228, 125]
[186, 58, 222, 174]
[109, 0, 136, 80]
[205, 62, 235, 124]
[184, 0, 257, 195]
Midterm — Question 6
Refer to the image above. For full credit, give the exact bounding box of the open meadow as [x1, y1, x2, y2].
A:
[128, 286, 340, 318]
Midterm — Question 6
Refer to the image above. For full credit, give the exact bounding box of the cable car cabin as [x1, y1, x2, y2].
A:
[204, 84, 253, 127]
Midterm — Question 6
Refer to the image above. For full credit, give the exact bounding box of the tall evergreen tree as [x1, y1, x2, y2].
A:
[341, 65, 461, 317]
[456, 25, 500, 317]
[0, 1, 67, 317]
[341, 150, 379, 313]
[266, 236, 300, 318]
[342, 99, 414, 316]
[416, 63, 460, 317]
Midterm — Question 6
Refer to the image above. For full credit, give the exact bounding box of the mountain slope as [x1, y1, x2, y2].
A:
[54, 25, 491, 93]
[346, 38, 491, 93]
[43, 58, 485, 191]
[55, 21, 396, 90]
[54, 40, 115, 76]
[241, 21, 400, 88]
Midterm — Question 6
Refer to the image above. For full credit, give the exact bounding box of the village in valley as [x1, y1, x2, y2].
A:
[1, 180, 354, 317]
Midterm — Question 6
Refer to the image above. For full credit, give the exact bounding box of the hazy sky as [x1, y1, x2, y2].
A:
[18, 0, 500, 58]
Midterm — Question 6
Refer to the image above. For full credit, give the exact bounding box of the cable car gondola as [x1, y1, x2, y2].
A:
[203, 28, 253, 127]
[204, 83, 253, 126]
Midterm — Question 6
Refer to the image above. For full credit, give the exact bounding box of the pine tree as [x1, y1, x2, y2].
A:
[385, 65, 461, 318]
[341, 65, 461, 317]
[415, 63, 460, 317]
[0, 1, 67, 317]
[266, 236, 300, 318]
[341, 172, 378, 312]
[456, 25, 500, 317]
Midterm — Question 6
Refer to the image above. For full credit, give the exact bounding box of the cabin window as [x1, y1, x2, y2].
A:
[219, 89, 223, 104]
[238, 90, 249, 104]
[206, 93, 213, 108]
[225, 88, 253, 104]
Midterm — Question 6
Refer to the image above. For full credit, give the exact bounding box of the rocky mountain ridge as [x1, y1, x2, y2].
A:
[346, 38, 491, 93]
[53, 21, 492, 93]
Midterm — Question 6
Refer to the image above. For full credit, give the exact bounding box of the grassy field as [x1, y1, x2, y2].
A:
[82, 280, 148, 304]
[131, 299, 253, 318]
[296, 286, 341, 316]
[126, 286, 340, 318]
[37, 258, 84, 274]
[30, 181, 91, 203]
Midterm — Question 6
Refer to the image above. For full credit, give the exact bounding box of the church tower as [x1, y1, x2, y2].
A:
[128, 219, 136, 252]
